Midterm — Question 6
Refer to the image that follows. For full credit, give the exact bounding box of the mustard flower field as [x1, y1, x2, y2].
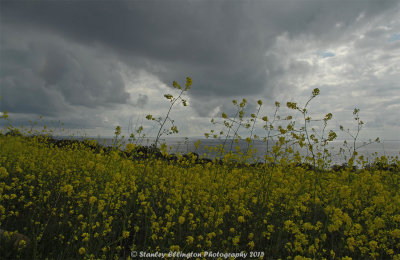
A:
[1, 79, 400, 259]
[1, 132, 400, 259]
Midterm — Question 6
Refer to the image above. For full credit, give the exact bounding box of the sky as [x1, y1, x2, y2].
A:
[1, 0, 400, 141]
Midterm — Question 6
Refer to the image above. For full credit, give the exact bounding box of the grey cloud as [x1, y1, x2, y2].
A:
[5, 1, 396, 100]
[1, 25, 130, 116]
[1, 0, 399, 139]
[134, 94, 149, 108]
[1, 69, 69, 117]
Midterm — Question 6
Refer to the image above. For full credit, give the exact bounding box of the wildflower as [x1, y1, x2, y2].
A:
[125, 143, 135, 153]
[185, 77, 192, 90]
[391, 229, 400, 239]
[115, 126, 121, 136]
[369, 240, 378, 251]
[173, 81, 180, 89]
[303, 222, 313, 231]
[238, 216, 245, 223]
[62, 184, 73, 197]
[347, 237, 355, 252]
[225, 205, 230, 212]
[0, 167, 8, 179]
[284, 220, 294, 230]
[312, 88, 320, 97]
[233, 236, 240, 246]
[170, 245, 180, 251]
[122, 231, 130, 239]
[164, 94, 173, 100]
[178, 216, 185, 224]
[89, 196, 97, 204]
[17, 239, 27, 249]
[248, 241, 255, 249]
[186, 236, 194, 244]
[78, 247, 86, 255]
[207, 232, 216, 239]
[98, 200, 106, 211]
[82, 233, 89, 242]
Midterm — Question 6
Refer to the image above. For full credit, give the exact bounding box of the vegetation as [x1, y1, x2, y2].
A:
[0, 78, 399, 259]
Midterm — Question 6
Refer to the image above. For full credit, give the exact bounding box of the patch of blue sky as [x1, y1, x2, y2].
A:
[320, 51, 335, 58]
[389, 33, 400, 42]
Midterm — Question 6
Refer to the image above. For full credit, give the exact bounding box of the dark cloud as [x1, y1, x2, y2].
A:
[4, 0, 396, 100]
[0, 24, 130, 116]
[134, 94, 149, 108]
[1, 0, 399, 138]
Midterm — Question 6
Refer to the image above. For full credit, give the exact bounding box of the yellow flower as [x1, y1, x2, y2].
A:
[89, 196, 97, 204]
[78, 247, 86, 255]
[369, 240, 378, 251]
[178, 216, 185, 224]
[207, 232, 216, 239]
[224, 205, 230, 212]
[98, 200, 106, 211]
[115, 126, 121, 136]
[238, 216, 245, 223]
[186, 236, 194, 244]
[391, 229, 400, 239]
[232, 236, 240, 246]
[125, 143, 135, 153]
[122, 231, 130, 239]
[303, 222, 313, 231]
[62, 184, 73, 197]
[17, 239, 27, 248]
[185, 77, 192, 90]
[170, 245, 180, 251]
[81, 232, 89, 241]
[248, 241, 255, 249]
[0, 167, 8, 179]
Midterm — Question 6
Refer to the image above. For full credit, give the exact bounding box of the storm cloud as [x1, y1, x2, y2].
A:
[1, 0, 399, 139]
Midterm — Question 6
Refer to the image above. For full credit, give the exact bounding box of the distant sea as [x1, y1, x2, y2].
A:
[57, 136, 400, 166]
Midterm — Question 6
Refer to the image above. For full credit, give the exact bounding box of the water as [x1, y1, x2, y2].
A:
[86, 136, 399, 166]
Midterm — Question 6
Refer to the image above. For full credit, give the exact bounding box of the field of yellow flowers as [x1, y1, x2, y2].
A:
[1, 132, 400, 260]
